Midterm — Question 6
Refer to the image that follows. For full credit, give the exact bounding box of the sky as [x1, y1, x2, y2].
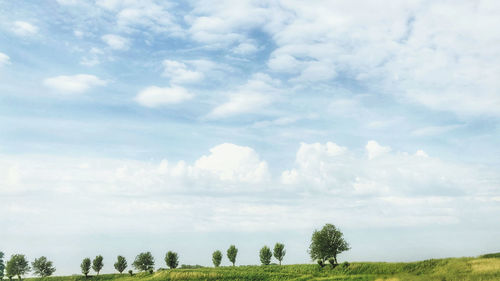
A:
[1, 0, 500, 276]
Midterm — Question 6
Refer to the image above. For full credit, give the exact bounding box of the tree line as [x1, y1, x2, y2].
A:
[0, 223, 349, 279]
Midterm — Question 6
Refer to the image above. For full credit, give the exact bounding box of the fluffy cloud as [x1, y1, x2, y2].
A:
[135, 86, 193, 107]
[366, 140, 391, 160]
[43, 74, 106, 94]
[207, 73, 280, 119]
[162, 60, 204, 84]
[11, 21, 38, 36]
[101, 34, 130, 50]
[194, 143, 269, 183]
[0, 52, 10, 66]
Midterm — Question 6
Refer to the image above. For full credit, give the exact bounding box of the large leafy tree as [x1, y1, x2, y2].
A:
[259, 246, 272, 265]
[114, 255, 127, 274]
[165, 251, 179, 269]
[5, 254, 30, 280]
[92, 255, 103, 275]
[0, 251, 5, 280]
[273, 243, 286, 265]
[31, 256, 56, 277]
[226, 245, 238, 266]
[133, 252, 155, 272]
[80, 258, 91, 277]
[212, 250, 222, 267]
[309, 224, 350, 265]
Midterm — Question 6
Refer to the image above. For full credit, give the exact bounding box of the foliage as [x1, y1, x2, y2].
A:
[92, 255, 104, 275]
[273, 243, 286, 265]
[114, 256, 127, 274]
[480, 252, 500, 259]
[180, 264, 204, 269]
[227, 245, 238, 266]
[309, 223, 350, 264]
[133, 252, 155, 272]
[81, 258, 91, 277]
[128, 270, 133, 276]
[5, 254, 30, 280]
[165, 251, 179, 269]
[0, 251, 5, 280]
[259, 246, 272, 266]
[212, 251, 222, 267]
[31, 256, 56, 277]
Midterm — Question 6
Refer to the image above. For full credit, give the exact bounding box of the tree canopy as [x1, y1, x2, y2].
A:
[309, 223, 350, 264]
[259, 246, 272, 265]
[165, 251, 179, 269]
[92, 255, 103, 275]
[81, 258, 91, 277]
[133, 252, 155, 272]
[32, 256, 56, 277]
[227, 245, 238, 266]
[273, 243, 286, 265]
[212, 250, 222, 267]
[114, 255, 127, 274]
[5, 254, 30, 280]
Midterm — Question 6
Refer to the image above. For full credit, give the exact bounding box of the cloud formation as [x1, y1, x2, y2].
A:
[43, 74, 106, 94]
[135, 86, 193, 107]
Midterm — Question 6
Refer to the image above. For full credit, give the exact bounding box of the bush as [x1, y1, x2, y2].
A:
[128, 270, 133, 276]
[317, 260, 325, 268]
[342, 261, 350, 268]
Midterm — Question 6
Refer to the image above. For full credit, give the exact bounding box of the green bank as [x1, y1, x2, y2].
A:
[26, 253, 500, 281]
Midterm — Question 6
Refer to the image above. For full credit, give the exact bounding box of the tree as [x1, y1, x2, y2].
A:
[92, 255, 103, 275]
[273, 243, 286, 265]
[226, 245, 238, 266]
[114, 255, 127, 274]
[31, 256, 56, 277]
[309, 224, 350, 265]
[5, 254, 30, 281]
[0, 251, 5, 280]
[133, 252, 155, 272]
[165, 251, 179, 269]
[81, 258, 91, 278]
[212, 250, 222, 267]
[259, 246, 272, 265]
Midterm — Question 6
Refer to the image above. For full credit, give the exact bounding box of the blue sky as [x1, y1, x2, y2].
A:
[1, 0, 500, 276]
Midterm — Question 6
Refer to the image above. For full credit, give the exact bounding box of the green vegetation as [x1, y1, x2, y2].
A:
[5, 254, 30, 280]
[309, 224, 350, 265]
[259, 246, 272, 266]
[31, 256, 56, 277]
[165, 252, 179, 269]
[273, 243, 286, 265]
[114, 256, 127, 274]
[93, 255, 104, 276]
[81, 258, 91, 278]
[227, 245, 238, 266]
[0, 251, 5, 280]
[133, 252, 155, 273]
[211, 251, 222, 267]
[23, 254, 500, 281]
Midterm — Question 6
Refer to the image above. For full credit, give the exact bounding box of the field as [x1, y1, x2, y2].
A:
[24, 253, 500, 281]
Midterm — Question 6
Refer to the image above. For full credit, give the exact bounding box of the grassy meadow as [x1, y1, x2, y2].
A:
[25, 253, 500, 281]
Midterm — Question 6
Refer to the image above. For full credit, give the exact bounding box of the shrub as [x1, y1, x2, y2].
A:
[317, 260, 325, 268]
[128, 269, 133, 276]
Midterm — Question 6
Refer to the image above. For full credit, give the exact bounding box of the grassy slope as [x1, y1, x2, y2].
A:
[26, 255, 500, 281]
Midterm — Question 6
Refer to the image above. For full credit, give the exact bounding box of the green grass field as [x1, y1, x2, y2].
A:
[25, 254, 500, 281]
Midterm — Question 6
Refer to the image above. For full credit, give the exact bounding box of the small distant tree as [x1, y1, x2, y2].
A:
[0, 251, 5, 280]
[309, 224, 350, 265]
[259, 246, 272, 265]
[92, 255, 103, 275]
[114, 255, 127, 274]
[31, 256, 56, 277]
[212, 250, 222, 267]
[227, 245, 238, 266]
[165, 251, 179, 269]
[273, 243, 286, 265]
[81, 258, 91, 278]
[133, 252, 155, 272]
[5, 254, 30, 281]
[128, 269, 133, 276]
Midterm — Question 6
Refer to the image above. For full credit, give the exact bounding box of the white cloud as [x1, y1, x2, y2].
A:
[43, 74, 106, 94]
[194, 143, 269, 183]
[11, 21, 38, 36]
[101, 34, 130, 50]
[162, 60, 204, 84]
[366, 140, 391, 160]
[411, 125, 462, 137]
[135, 86, 193, 107]
[207, 73, 280, 119]
[0, 52, 10, 66]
